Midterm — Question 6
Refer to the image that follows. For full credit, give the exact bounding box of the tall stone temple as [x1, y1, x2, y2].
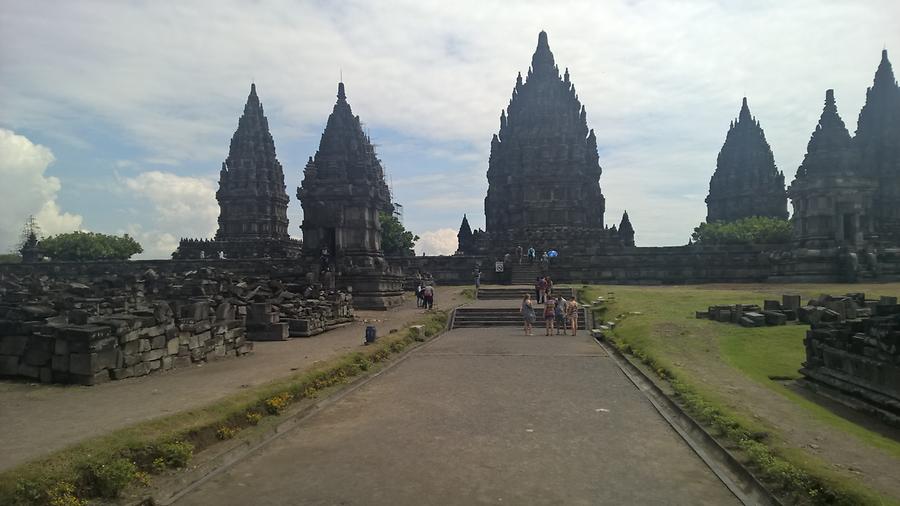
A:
[471, 31, 628, 255]
[174, 84, 301, 259]
[787, 90, 876, 247]
[855, 49, 900, 243]
[297, 82, 403, 309]
[705, 98, 787, 223]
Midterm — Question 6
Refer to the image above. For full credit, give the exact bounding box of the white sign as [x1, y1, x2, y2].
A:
[495, 262, 505, 273]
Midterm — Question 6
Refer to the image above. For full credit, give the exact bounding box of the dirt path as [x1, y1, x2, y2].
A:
[0, 287, 468, 471]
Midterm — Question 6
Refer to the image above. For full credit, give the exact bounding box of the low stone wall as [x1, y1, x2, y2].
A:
[0, 300, 250, 385]
[800, 294, 900, 424]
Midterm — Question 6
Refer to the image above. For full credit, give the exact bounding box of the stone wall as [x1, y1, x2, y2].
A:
[800, 294, 900, 424]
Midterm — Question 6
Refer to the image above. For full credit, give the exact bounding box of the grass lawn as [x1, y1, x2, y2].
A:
[582, 283, 900, 505]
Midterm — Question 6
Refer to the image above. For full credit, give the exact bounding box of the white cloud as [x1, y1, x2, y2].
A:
[121, 170, 218, 258]
[0, 129, 82, 252]
[416, 228, 458, 256]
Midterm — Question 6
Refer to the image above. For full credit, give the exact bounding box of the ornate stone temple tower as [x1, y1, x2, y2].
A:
[618, 211, 635, 247]
[456, 214, 474, 255]
[788, 90, 877, 247]
[174, 84, 301, 259]
[482, 31, 618, 253]
[855, 49, 900, 244]
[297, 82, 403, 309]
[705, 98, 787, 222]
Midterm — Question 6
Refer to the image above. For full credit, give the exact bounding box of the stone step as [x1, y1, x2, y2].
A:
[452, 307, 588, 329]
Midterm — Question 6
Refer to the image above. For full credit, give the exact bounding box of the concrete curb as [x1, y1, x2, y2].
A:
[140, 312, 456, 505]
[594, 337, 782, 506]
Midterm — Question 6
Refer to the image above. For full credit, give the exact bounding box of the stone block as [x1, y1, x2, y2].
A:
[248, 323, 289, 341]
[742, 312, 766, 327]
[188, 334, 201, 350]
[51, 354, 69, 372]
[133, 362, 150, 377]
[0, 335, 30, 356]
[111, 367, 134, 380]
[17, 362, 40, 379]
[69, 353, 97, 375]
[140, 325, 167, 339]
[119, 330, 141, 344]
[150, 335, 166, 350]
[879, 296, 898, 306]
[54, 338, 69, 355]
[763, 311, 787, 326]
[763, 300, 781, 311]
[166, 337, 179, 355]
[39, 367, 52, 384]
[123, 353, 141, 366]
[162, 356, 174, 370]
[694, 311, 709, 319]
[139, 339, 151, 352]
[215, 302, 235, 321]
[148, 359, 162, 371]
[408, 325, 425, 338]
[23, 340, 53, 367]
[0, 355, 20, 375]
[173, 356, 192, 369]
[782, 294, 802, 310]
[141, 349, 166, 362]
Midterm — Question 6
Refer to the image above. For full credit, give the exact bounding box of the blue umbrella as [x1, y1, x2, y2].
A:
[547, 250, 558, 258]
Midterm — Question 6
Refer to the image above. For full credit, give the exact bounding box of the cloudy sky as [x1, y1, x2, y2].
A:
[1, 0, 898, 257]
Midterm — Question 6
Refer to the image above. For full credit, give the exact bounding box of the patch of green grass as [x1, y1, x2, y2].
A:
[582, 284, 900, 505]
[0, 310, 450, 505]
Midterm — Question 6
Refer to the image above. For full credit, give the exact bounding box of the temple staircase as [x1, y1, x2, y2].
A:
[451, 287, 586, 330]
[510, 263, 544, 285]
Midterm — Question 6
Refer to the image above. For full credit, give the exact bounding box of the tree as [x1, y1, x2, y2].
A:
[691, 216, 792, 245]
[379, 212, 418, 256]
[39, 231, 143, 261]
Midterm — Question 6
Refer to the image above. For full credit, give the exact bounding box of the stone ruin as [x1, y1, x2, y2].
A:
[697, 294, 803, 327]
[0, 267, 352, 385]
[800, 293, 900, 425]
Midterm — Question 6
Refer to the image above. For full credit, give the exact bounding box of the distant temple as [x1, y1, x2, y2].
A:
[297, 82, 403, 309]
[465, 31, 630, 255]
[705, 98, 787, 222]
[173, 84, 301, 259]
[788, 89, 875, 247]
[855, 50, 900, 243]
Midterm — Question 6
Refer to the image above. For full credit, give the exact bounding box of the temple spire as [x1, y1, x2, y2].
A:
[337, 81, 346, 101]
[738, 97, 752, 123]
[530, 30, 556, 77]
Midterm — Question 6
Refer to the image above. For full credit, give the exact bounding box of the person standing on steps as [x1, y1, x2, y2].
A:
[545, 276, 554, 297]
[543, 294, 557, 335]
[534, 276, 543, 305]
[566, 297, 579, 336]
[473, 267, 481, 298]
[516, 245, 523, 265]
[554, 295, 566, 335]
[527, 246, 536, 264]
[521, 293, 536, 335]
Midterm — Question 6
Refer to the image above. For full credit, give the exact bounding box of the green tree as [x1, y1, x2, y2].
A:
[379, 212, 418, 256]
[691, 216, 791, 244]
[692, 216, 792, 245]
[39, 231, 143, 261]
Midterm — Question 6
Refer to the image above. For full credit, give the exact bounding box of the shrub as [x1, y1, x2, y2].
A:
[151, 440, 193, 471]
[264, 392, 293, 415]
[691, 216, 791, 245]
[39, 231, 143, 261]
[245, 411, 263, 425]
[216, 425, 239, 440]
[78, 457, 136, 498]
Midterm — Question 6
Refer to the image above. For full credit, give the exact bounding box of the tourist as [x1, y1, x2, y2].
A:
[516, 245, 523, 264]
[534, 276, 543, 304]
[554, 295, 566, 335]
[566, 297, 579, 336]
[543, 294, 556, 335]
[415, 282, 424, 308]
[527, 246, 536, 264]
[473, 267, 481, 297]
[545, 276, 553, 297]
[521, 293, 536, 335]
[423, 283, 435, 309]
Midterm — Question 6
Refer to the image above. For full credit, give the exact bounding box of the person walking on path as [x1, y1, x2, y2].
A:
[473, 268, 481, 297]
[527, 246, 536, 264]
[516, 245, 523, 265]
[566, 297, 579, 336]
[521, 293, 536, 335]
[554, 295, 566, 335]
[543, 294, 557, 335]
[422, 283, 435, 310]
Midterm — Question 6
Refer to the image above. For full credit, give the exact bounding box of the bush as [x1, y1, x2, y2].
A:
[78, 458, 136, 498]
[39, 231, 143, 261]
[691, 216, 791, 245]
[150, 441, 193, 471]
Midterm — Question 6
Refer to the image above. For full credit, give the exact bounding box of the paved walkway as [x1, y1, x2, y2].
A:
[176, 305, 738, 504]
[0, 287, 466, 471]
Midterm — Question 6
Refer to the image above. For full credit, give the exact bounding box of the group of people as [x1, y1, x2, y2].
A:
[514, 245, 553, 266]
[520, 291, 579, 337]
[414, 271, 435, 309]
[533, 276, 553, 304]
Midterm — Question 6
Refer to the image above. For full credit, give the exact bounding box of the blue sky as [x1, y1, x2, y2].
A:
[1, 0, 898, 257]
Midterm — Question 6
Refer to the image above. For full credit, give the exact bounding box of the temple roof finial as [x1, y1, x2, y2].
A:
[337, 82, 346, 101]
[537, 30, 549, 49]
